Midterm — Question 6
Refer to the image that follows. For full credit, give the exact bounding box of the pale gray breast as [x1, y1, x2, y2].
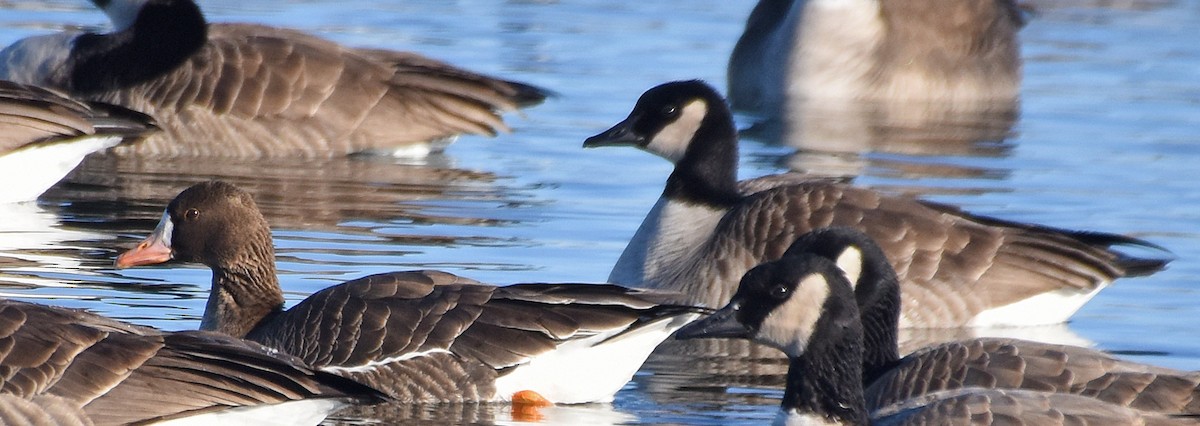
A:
[865, 338, 1200, 414]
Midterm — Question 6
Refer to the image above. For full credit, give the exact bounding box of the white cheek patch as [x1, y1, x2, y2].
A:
[835, 247, 863, 290]
[647, 99, 707, 162]
[756, 275, 831, 357]
[101, 0, 150, 32]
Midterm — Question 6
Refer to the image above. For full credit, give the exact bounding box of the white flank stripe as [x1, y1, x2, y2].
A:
[151, 399, 347, 426]
[492, 313, 700, 404]
[318, 348, 453, 374]
[0, 135, 123, 203]
[967, 285, 1107, 327]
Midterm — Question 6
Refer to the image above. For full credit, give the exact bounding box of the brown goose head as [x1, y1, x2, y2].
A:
[115, 181, 283, 337]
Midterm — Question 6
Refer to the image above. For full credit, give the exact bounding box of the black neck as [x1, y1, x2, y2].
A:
[858, 272, 902, 385]
[68, 0, 207, 93]
[782, 331, 870, 426]
[664, 102, 741, 207]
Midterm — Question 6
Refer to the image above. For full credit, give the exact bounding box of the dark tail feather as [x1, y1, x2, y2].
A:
[503, 80, 555, 108]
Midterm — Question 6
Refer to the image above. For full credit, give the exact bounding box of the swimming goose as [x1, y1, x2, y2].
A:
[113, 181, 705, 404]
[0, 0, 548, 158]
[0, 80, 154, 203]
[583, 80, 1168, 328]
[0, 298, 382, 426]
[676, 252, 1190, 425]
[787, 227, 1200, 414]
[727, 0, 1023, 116]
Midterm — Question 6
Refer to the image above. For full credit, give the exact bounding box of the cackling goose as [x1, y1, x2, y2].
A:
[0, 80, 154, 203]
[583, 80, 1168, 328]
[727, 0, 1023, 117]
[114, 181, 705, 404]
[676, 251, 1189, 425]
[0, 0, 548, 158]
[789, 227, 1200, 414]
[0, 298, 382, 426]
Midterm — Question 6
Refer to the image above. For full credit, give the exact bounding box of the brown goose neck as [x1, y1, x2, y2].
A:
[200, 259, 284, 338]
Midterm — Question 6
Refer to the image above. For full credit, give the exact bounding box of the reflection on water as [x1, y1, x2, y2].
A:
[0, 0, 1198, 424]
[743, 96, 1019, 184]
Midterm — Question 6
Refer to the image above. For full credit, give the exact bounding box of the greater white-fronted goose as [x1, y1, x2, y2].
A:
[0, 80, 154, 203]
[0, 298, 382, 426]
[787, 227, 1200, 414]
[0, 0, 548, 158]
[676, 252, 1189, 425]
[583, 80, 1168, 328]
[114, 181, 705, 404]
[727, 0, 1023, 116]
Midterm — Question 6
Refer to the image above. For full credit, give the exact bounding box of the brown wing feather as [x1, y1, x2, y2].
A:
[0, 80, 154, 155]
[248, 271, 700, 401]
[865, 338, 1200, 414]
[98, 23, 545, 157]
[0, 299, 379, 425]
[874, 388, 1183, 425]
[687, 182, 1143, 326]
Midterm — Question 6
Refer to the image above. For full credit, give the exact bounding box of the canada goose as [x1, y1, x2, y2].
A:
[0, 0, 548, 158]
[113, 181, 705, 404]
[676, 253, 1190, 425]
[0, 298, 382, 426]
[786, 227, 1200, 414]
[0, 80, 154, 203]
[727, 0, 1023, 116]
[583, 80, 1167, 328]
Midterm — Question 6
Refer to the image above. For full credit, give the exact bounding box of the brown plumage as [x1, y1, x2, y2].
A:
[676, 250, 1193, 425]
[728, 0, 1023, 116]
[0, 0, 548, 158]
[784, 227, 1200, 416]
[115, 181, 705, 404]
[0, 298, 381, 426]
[0, 80, 155, 202]
[584, 80, 1168, 328]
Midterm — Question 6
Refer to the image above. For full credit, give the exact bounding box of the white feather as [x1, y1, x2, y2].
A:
[0, 135, 124, 203]
[151, 399, 347, 426]
[492, 313, 700, 404]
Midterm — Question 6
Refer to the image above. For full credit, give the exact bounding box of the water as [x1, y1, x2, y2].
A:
[1, 0, 1199, 424]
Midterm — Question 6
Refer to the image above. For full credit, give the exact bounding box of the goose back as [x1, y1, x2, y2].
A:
[0, 299, 381, 425]
[588, 80, 1167, 328]
[0, 0, 548, 158]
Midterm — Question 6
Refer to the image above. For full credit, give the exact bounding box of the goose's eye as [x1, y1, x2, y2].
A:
[770, 284, 789, 300]
[661, 105, 677, 117]
[184, 208, 200, 221]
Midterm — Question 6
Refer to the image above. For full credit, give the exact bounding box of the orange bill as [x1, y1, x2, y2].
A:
[114, 211, 174, 268]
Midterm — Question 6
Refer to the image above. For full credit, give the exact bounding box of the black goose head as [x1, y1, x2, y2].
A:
[677, 251, 869, 425]
[115, 181, 274, 271]
[584, 80, 741, 206]
[584, 80, 737, 163]
[782, 227, 902, 382]
[71, 0, 207, 93]
[677, 252, 862, 359]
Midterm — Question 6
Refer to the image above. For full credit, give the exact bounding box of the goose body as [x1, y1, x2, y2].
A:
[0, 80, 154, 202]
[784, 227, 1200, 415]
[114, 181, 704, 404]
[0, 0, 548, 158]
[0, 298, 381, 426]
[583, 80, 1168, 328]
[728, 0, 1023, 116]
[676, 250, 1191, 425]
